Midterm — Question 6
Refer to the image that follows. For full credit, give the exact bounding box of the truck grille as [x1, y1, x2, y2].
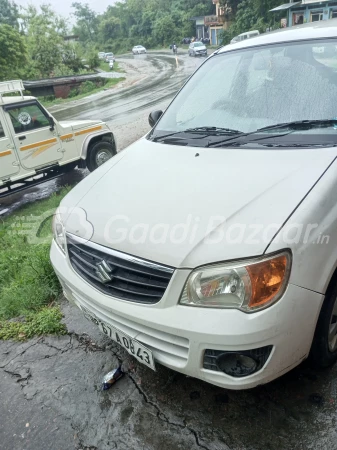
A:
[67, 234, 174, 304]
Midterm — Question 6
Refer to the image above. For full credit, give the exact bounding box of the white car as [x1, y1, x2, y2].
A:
[98, 52, 105, 60]
[105, 52, 114, 62]
[230, 30, 260, 44]
[132, 45, 147, 55]
[188, 41, 207, 57]
[51, 20, 337, 390]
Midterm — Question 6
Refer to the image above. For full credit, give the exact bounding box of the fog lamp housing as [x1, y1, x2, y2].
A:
[216, 353, 257, 377]
[203, 346, 273, 377]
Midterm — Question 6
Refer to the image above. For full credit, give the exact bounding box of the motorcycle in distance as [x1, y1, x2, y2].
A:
[109, 60, 114, 70]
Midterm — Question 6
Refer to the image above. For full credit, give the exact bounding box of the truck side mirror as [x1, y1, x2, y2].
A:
[148, 110, 163, 128]
[49, 116, 55, 131]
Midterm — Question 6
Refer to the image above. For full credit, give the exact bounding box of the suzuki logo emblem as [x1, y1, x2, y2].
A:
[95, 260, 114, 283]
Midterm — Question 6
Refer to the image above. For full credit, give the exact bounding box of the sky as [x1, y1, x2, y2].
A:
[15, 0, 115, 19]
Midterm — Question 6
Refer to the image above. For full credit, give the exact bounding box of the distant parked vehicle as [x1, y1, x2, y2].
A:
[98, 52, 105, 60]
[181, 37, 191, 45]
[132, 45, 147, 54]
[188, 41, 207, 57]
[230, 30, 260, 44]
[105, 52, 115, 62]
[200, 37, 210, 45]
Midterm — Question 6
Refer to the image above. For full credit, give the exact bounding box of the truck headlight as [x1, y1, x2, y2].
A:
[52, 209, 66, 255]
[179, 251, 291, 312]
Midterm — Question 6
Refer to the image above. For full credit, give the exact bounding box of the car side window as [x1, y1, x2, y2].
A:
[0, 119, 5, 138]
[6, 103, 50, 134]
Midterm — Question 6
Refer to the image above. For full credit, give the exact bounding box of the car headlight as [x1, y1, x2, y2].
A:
[52, 209, 66, 255]
[179, 251, 291, 312]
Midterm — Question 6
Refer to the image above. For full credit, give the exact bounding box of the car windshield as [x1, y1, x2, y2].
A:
[194, 42, 203, 47]
[151, 39, 337, 147]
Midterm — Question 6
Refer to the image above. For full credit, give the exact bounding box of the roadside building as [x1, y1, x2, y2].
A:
[270, 1, 337, 27]
[191, 16, 210, 40]
[191, 0, 232, 45]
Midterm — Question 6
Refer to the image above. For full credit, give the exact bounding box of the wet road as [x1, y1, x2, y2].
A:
[52, 52, 198, 127]
[0, 52, 202, 216]
[1, 300, 337, 450]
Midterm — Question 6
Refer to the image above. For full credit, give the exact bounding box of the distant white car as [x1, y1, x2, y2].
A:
[105, 52, 115, 62]
[98, 52, 105, 60]
[132, 45, 147, 55]
[230, 30, 260, 44]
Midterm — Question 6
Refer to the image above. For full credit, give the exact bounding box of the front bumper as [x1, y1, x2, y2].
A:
[51, 240, 323, 389]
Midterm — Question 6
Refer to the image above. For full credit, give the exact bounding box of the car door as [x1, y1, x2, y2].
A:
[0, 108, 19, 179]
[4, 100, 63, 170]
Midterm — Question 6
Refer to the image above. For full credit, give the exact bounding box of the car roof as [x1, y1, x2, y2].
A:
[0, 96, 36, 105]
[218, 19, 337, 54]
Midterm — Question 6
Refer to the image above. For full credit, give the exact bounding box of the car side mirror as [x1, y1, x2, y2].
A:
[148, 110, 163, 128]
[49, 116, 55, 131]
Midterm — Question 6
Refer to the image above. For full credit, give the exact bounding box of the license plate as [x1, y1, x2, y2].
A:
[80, 305, 156, 371]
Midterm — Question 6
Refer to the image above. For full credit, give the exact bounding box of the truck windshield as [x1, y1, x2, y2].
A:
[151, 39, 337, 146]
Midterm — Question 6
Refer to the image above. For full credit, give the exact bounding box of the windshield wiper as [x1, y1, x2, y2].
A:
[208, 119, 337, 148]
[257, 119, 337, 132]
[184, 126, 242, 134]
[151, 126, 242, 142]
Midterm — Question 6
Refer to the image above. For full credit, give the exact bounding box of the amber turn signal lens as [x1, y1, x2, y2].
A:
[246, 255, 289, 309]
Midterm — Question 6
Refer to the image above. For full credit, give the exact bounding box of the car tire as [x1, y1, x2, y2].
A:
[310, 282, 337, 367]
[86, 141, 116, 172]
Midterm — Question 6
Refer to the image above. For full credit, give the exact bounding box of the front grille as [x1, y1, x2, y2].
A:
[203, 346, 273, 373]
[67, 234, 174, 304]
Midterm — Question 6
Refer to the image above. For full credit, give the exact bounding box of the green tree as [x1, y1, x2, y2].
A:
[22, 4, 68, 78]
[0, 24, 26, 81]
[0, 0, 18, 27]
[72, 2, 98, 42]
[153, 15, 177, 45]
[99, 16, 122, 43]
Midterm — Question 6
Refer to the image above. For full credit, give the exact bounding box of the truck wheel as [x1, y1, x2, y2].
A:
[87, 141, 116, 172]
[310, 283, 337, 367]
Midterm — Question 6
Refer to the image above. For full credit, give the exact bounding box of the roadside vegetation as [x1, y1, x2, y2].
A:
[0, 188, 70, 340]
[40, 76, 125, 108]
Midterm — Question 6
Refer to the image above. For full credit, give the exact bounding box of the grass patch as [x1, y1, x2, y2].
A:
[0, 307, 67, 341]
[41, 76, 125, 108]
[0, 188, 71, 340]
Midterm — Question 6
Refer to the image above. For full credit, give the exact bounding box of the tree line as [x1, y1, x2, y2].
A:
[0, 0, 213, 82]
[0, 0, 284, 82]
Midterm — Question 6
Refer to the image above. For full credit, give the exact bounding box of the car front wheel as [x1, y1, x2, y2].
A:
[86, 141, 116, 172]
[310, 282, 337, 367]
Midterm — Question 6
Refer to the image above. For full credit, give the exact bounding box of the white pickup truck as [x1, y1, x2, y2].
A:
[0, 80, 116, 197]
